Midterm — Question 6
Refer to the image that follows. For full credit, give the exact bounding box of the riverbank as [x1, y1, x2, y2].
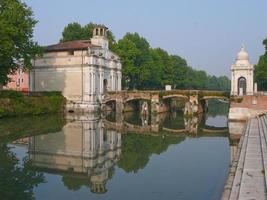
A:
[0, 90, 66, 118]
[222, 115, 267, 200]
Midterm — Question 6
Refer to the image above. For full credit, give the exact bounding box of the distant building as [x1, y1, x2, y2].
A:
[4, 67, 29, 91]
[231, 45, 254, 96]
[31, 26, 122, 112]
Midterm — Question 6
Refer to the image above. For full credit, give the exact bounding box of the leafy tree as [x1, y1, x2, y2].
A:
[0, 0, 40, 85]
[60, 22, 116, 51]
[60, 22, 83, 42]
[255, 38, 267, 90]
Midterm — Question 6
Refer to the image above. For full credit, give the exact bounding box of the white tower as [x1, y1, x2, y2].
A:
[231, 45, 254, 96]
[91, 25, 109, 50]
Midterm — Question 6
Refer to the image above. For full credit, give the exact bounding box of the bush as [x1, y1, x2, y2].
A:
[0, 90, 24, 99]
[0, 91, 66, 118]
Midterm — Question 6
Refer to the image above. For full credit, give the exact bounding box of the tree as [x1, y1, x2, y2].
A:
[255, 38, 267, 90]
[60, 22, 83, 42]
[59, 24, 231, 91]
[0, 0, 40, 85]
[60, 22, 116, 51]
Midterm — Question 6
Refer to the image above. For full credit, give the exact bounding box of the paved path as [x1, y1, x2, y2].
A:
[222, 116, 267, 200]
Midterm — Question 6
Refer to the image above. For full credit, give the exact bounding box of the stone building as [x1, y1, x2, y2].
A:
[231, 45, 254, 96]
[30, 26, 122, 111]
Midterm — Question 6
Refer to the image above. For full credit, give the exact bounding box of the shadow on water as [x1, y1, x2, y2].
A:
[0, 100, 239, 199]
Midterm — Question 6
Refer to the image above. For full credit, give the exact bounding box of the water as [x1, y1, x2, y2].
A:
[0, 101, 233, 200]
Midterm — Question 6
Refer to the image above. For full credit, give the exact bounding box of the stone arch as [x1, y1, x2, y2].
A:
[103, 99, 116, 112]
[238, 76, 246, 95]
[103, 79, 108, 93]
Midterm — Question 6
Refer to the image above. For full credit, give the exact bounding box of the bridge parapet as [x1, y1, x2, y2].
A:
[102, 90, 230, 115]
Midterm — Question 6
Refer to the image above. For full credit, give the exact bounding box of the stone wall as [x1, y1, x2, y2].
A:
[229, 95, 267, 121]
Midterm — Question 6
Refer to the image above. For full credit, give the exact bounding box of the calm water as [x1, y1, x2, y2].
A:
[0, 101, 235, 200]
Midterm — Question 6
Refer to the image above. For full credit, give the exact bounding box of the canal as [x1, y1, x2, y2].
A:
[0, 100, 236, 200]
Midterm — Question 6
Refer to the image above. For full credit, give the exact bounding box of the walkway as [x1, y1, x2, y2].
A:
[222, 116, 267, 200]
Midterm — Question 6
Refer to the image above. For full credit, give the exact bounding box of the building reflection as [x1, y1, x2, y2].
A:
[228, 121, 246, 165]
[9, 107, 237, 193]
[28, 113, 121, 194]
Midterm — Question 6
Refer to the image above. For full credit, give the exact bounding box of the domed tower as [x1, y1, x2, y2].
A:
[231, 45, 254, 96]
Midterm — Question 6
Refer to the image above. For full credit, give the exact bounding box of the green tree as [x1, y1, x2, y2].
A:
[59, 23, 231, 91]
[60, 22, 83, 42]
[60, 22, 116, 51]
[0, 0, 40, 85]
[255, 38, 267, 90]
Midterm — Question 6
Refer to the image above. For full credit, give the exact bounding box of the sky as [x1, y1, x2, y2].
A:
[23, 0, 267, 77]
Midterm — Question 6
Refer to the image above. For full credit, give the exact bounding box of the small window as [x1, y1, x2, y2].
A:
[21, 78, 23, 83]
[68, 51, 74, 55]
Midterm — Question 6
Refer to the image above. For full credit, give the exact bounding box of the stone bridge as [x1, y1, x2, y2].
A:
[102, 90, 229, 115]
[103, 118, 228, 136]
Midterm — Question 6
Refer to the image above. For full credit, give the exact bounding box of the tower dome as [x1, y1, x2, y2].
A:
[236, 45, 249, 61]
[234, 45, 250, 66]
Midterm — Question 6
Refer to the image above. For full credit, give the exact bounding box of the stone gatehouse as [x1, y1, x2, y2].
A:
[30, 25, 122, 112]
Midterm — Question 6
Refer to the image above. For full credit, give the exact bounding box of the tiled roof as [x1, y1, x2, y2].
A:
[44, 40, 93, 52]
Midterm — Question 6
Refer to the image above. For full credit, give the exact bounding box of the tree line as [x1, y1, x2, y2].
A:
[61, 22, 231, 91]
[1, 0, 231, 91]
[255, 38, 267, 91]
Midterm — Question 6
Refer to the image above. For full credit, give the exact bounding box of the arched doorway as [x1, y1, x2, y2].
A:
[238, 77, 246, 95]
[103, 79, 108, 93]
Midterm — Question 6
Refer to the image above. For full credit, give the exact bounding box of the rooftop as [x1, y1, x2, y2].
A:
[44, 40, 100, 52]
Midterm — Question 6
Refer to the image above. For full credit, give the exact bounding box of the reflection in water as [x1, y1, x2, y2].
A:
[28, 114, 121, 194]
[0, 144, 45, 200]
[0, 100, 238, 199]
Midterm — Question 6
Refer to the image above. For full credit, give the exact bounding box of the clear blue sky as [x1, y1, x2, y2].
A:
[23, 0, 267, 77]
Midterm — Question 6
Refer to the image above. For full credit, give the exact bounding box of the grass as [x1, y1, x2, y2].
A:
[0, 90, 66, 118]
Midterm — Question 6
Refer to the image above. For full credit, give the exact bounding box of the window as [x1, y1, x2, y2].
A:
[238, 77, 246, 95]
[68, 50, 74, 55]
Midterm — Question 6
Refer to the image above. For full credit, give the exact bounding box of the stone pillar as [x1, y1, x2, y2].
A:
[92, 72, 96, 102]
[99, 122, 104, 154]
[140, 101, 149, 115]
[151, 94, 160, 114]
[83, 68, 90, 102]
[99, 71, 103, 94]
[117, 72, 122, 91]
[170, 99, 177, 111]
[254, 82, 258, 94]
[90, 71, 94, 102]
[184, 101, 192, 116]
[116, 98, 124, 114]
[151, 114, 160, 132]
[111, 71, 114, 91]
